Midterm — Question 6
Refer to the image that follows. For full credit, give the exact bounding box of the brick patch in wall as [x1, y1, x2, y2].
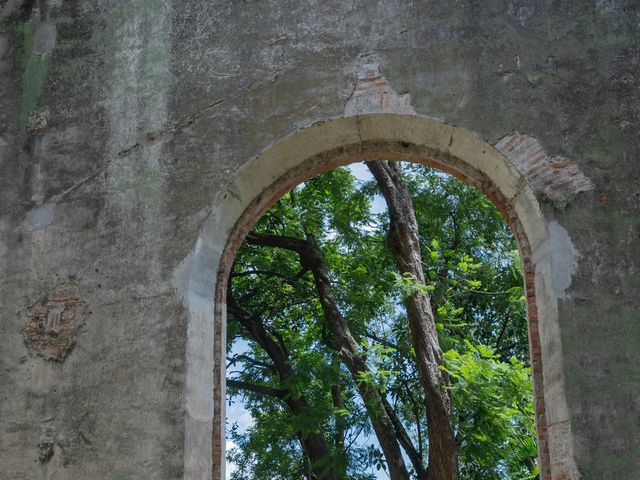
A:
[494, 132, 594, 202]
[21, 281, 88, 362]
[344, 55, 416, 116]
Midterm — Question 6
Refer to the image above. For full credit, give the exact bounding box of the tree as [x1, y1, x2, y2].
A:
[367, 160, 456, 479]
[226, 162, 537, 480]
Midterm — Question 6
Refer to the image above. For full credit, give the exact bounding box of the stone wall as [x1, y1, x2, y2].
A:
[1, 1, 639, 479]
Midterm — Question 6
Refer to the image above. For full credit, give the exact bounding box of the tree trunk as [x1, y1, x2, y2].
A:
[227, 290, 339, 480]
[367, 160, 458, 480]
[330, 378, 348, 477]
[247, 233, 412, 480]
[331, 384, 345, 450]
[381, 396, 429, 480]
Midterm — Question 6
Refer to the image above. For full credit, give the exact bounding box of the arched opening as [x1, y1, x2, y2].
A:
[225, 160, 537, 479]
[179, 114, 576, 480]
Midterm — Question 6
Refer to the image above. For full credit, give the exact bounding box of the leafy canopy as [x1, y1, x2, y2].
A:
[227, 163, 537, 480]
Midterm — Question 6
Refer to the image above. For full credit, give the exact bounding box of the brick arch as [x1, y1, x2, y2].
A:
[179, 114, 577, 480]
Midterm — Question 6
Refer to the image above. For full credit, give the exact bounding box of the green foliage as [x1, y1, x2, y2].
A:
[442, 343, 537, 479]
[37, 444, 54, 463]
[392, 272, 435, 299]
[227, 162, 537, 479]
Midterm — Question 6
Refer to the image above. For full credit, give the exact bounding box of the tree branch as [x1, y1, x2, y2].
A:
[227, 354, 274, 373]
[494, 315, 511, 351]
[382, 395, 429, 480]
[227, 379, 288, 399]
[246, 232, 309, 254]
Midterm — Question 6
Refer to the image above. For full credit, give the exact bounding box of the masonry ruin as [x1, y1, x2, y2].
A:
[1, 2, 638, 479]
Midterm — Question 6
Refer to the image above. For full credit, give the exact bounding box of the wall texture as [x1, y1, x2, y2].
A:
[1, 1, 639, 479]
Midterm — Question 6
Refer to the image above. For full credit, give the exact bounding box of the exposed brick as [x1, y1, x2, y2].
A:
[494, 132, 594, 202]
[344, 56, 417, 116]
[21, 281, 88, 362]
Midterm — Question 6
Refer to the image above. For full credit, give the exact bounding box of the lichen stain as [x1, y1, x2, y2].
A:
[38, 425, 55, 463]
[18, 16, 52, 130]
[22, 281, 88, 362]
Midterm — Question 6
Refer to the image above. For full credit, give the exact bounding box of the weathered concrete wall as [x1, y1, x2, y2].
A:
[1, 1, 638, 479]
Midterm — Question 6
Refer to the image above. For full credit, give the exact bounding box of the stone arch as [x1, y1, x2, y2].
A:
[177, 114, 578, 480]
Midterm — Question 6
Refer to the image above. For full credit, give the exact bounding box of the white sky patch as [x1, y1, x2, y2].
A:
[226, 339, 255, 478]
[227, 399, 253, 435]
[376, 467, 391, 480]
[347, 162, 387, 215]
[225, 440, 237, 480]
[353, 431, 393, 480]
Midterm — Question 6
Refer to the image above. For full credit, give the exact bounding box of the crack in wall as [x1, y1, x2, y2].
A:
[22, 98, 225, 213]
